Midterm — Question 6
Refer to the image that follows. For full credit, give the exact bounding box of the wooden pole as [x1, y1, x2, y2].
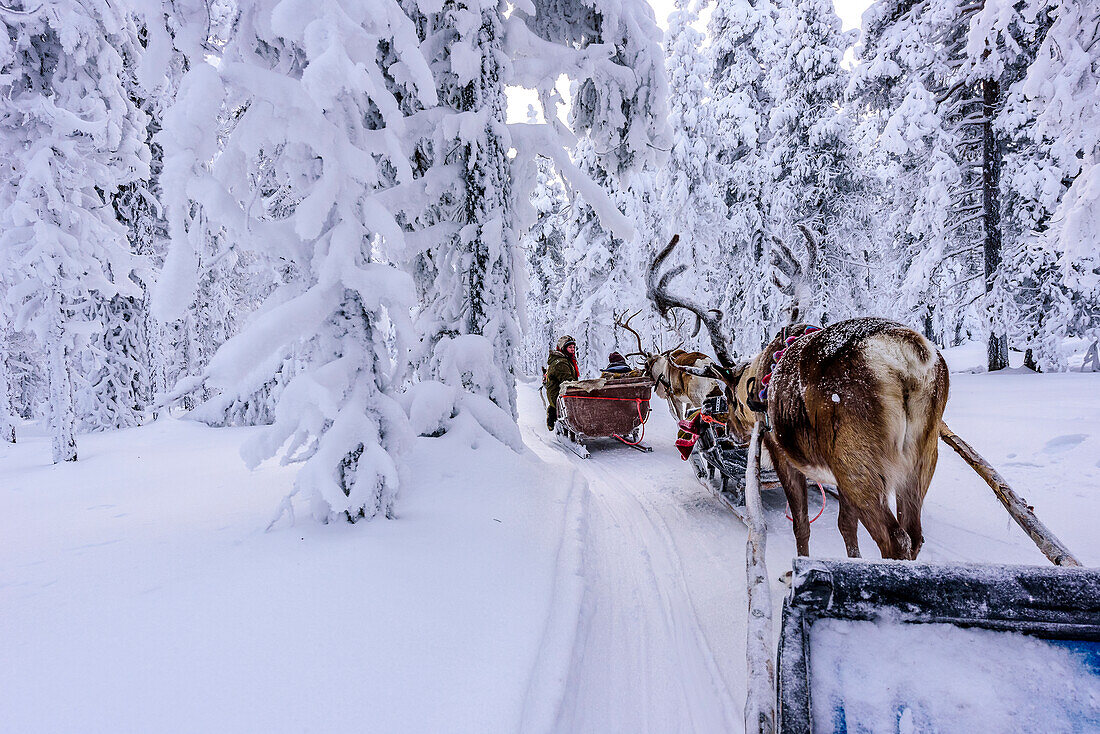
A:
[939, 420, 1081, 567]
[743, 422, 776, 733]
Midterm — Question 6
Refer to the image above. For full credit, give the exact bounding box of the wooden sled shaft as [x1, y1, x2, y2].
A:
[939, 420, 1081, 567]
[744, 422, 776, 734]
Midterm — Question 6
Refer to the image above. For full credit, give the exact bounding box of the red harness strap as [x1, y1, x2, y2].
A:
[758, 325, 820, 403]
[786, 483, 828, 525]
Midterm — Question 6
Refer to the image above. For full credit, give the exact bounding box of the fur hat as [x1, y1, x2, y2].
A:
[556, 335, 576, 352]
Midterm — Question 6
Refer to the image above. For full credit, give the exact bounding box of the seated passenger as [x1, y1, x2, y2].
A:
[600, 352, 636, 379]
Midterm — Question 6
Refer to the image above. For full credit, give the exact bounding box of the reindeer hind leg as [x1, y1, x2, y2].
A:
[775, 458, 812, 556]
[836, 492, 861, 558]
[834, 465, 911, 560]
[897, 439, 939, 560]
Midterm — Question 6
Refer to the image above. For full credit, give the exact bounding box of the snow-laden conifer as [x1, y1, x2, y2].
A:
[411, 1, 522, 415]
[557, 138, 637, 375]
[407, 0, 672, 415]
[0, 332, 16, 443]
[763, 0, 861, 325]
[151, 0, 436, 521]
[708, 0, 786, 350]
[659, 0, 726, 303]
[0, 2, 150, 461]
[1005, 0, 1100, 367]
[521, 110, 568, 372]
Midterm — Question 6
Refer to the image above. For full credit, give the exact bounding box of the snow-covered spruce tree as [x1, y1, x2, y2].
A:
[1001, 0, 1100, 368]
[74, 296, 151, 431]
[406, 0, 670, 416]
[1, 330, 43, 422]
[851, 0, 1029, 363]
[881, 0, 1069, 369]
[152, 1, 436, 522]
[129, 0, 227, 406]
[0, 2, 149, 462]
[105, 19, 184, 418]
[412, 0, 521, 415]
[850, 0, 979, 345]
[849, 61, 962, 343]
[556, 138, 637, 375]
[951, 0, 1047, 370]
[708, 0, 787, 351]
[71, 28, 174, 433]
[0, 331, 16, 443]
[659, 0, 726, 304]
[762, 0, 862, 325]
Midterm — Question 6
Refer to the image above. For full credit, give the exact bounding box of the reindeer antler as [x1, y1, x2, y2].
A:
[614, 309, 648, 358]
[667, 311, 688, 351]
[770, 225, 821, 325]
[647, 235, 736, 367]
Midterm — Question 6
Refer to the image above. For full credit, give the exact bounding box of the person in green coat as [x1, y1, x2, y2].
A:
[544, 335, 580, 430]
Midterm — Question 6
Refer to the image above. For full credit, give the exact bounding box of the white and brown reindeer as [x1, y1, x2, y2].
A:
[613, 309, 722, 421]
[650, 232, 950, 560]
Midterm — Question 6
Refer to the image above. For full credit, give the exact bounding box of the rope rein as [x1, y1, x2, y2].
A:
[785, 482, 828, 525]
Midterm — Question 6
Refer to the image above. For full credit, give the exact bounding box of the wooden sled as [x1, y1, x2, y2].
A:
[555, 376, 654, 457]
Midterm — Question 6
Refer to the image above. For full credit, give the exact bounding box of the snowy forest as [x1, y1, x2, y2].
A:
[1, 0, 1098, 524]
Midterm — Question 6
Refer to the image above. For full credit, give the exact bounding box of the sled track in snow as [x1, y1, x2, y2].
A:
[527, 427, 747, 733]
[570, 450, 741, 725]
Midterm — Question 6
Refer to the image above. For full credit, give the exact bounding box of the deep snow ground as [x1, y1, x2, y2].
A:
[2, 367, 1098, 733]
[0, 417, 584, 733]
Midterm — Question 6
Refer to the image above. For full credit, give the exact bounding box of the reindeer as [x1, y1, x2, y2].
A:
[650, 232, 950, 560]
[614, 310, 722, 421]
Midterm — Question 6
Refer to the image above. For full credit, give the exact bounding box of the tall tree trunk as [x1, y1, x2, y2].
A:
[1023, 348, 1039, 372]
[982, 78, 1008, 372]
[48, 308, 77, 463]
[0, 342, 16, 444]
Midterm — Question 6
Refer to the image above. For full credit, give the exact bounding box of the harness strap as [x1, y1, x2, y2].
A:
[757, 325, 820, 405]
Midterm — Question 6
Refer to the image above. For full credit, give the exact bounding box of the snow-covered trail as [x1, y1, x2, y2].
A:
[519, 382, 749, 732]
[515, 368, 1100, 732]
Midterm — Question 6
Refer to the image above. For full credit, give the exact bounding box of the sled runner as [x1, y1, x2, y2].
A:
[555, 376, 654, 458]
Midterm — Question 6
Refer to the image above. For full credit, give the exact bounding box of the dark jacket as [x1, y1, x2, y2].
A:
[600, 351, 635, 378]
[544, 336, 579, 407]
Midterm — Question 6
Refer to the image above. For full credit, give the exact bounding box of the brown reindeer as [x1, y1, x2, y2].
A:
[614, 310, 722, 421]
[650, 233, 950, 560]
